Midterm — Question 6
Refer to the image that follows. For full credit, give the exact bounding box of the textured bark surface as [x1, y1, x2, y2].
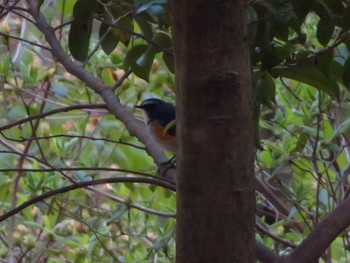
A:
[172, 1, 255, 262]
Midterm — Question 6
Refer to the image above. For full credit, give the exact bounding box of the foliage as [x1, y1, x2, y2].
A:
[1, 0, 350, 262]
[0, 0, 175, 262]
[249, 0, 350, 261]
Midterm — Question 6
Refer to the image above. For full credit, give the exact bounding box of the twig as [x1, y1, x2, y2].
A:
[0, 31, 51, 51]
[113, 70, 132, 90]
[256, 221, 297, 248]
[0, 167, 158, 175]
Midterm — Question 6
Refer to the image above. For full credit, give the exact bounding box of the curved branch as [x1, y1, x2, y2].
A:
[0, 31, 49, 50]
[0, 103, 107, 131]
[91, 188, 176, 218]
[0, 167, 158, 175]
[0, 177, 176, 223]
[0, 150, 173, 218]
[256, 240, 280, 263]
[282, 197, 350, 263]
[7, 134, 145, 150]
[256, 223, 297, 249]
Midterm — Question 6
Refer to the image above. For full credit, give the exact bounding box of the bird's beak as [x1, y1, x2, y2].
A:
[135, 105, 143, 109]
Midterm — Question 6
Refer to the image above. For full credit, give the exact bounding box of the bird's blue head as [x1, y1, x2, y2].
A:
[135, 98, 176, 136]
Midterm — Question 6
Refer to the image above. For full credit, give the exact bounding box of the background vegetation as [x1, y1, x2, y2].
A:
[1, 0, 350, 262]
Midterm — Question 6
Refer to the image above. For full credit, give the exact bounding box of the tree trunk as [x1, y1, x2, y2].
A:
[172, 1, 255, 262]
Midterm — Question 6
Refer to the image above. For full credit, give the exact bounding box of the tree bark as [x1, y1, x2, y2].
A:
[172, 1, 255, 262]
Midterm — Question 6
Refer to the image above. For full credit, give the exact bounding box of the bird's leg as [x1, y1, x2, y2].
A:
[168, 154, 176, 165]
[159, 155, 176, 178]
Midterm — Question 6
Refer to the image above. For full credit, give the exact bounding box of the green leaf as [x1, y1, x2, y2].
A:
[282, 133, 294, 153]
[164, 120, 175, 135]
[74, 171, 91, 182]
[68, 19, 92, 61]
[99, 23, 119, 55]
[302, 125, 323, 138]
[133, 53, 154, 81]
[152, 237, 170, 250]
[135, 0, 168, 14]
[323, 120, 333, 140]
[107, 6, 133, 46]
[125, 250, 134, 263]
[295, 132, 308, 152]
[330, 118, 350, 141]
[107, 205, 128, 225]
[149, 31, 172, 53]
[123, 45, 154, 81]
[20, 61, 31, 82]
[318, 188, 328, 207]
[8, 105, 26, 122]
[26, 173, 36, 192]
[68, 0, 98, 61]
[272, 65, 339, 98]
[124, 45, 148, 70]
[147, 4, 169, 27]
[135, 15, 154, 39]
[0, 54, 10, 74]
[316, 18, 334, 47]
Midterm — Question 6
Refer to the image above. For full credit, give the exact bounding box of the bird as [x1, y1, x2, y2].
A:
[135, 98, 176, 153]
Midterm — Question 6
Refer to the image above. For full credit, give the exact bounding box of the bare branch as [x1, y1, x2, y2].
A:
[256, 222, 297, 249]
[255, 240, 280, 263]
[283, 197, 350, 263]
[0, 31, 51, 51]
[0, 167, 158, 176]
[113, 70, 132, 90]
[0, 177, 176, 223]
[3, 133, 145, 150]
[0, 103, 107, 131]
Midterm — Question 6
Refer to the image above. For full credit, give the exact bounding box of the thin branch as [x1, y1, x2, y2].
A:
[83, 11, 134, 66]
[279, 77, 302, 102]
[0, 31, 51, 51]
[89, 188, 176, 218]
[0, 103, 107, 131]
[283, 196, 350, 263]
[53, 19, 73, 31]
[0, 150, 174, 218]
[0, 167, 157, 176]
[113, 70, 132, 90]
[0, 177, 176, 223]
[94, 17, 173, 56]
[0, 0, 25, 21]
[256, 240, 280, 263]
[313, 92, 322, 225]
[256, 222, 297, 248]
[5, 134, 146, 151]
[46, 199, 120, 262]
[0, 150, 75, 182]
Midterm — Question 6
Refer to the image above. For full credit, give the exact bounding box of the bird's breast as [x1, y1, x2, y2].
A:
[147, 120, 177, 153]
